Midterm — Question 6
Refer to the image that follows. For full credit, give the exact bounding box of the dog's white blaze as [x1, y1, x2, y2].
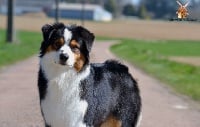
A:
[64, 28, 72, 44]
[58, 28, 75, 67]
[60, 44, 75, 67]
[40, 57, 90, 127]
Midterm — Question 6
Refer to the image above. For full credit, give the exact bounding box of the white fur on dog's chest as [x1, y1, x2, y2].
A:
[41, 67, 90, 127]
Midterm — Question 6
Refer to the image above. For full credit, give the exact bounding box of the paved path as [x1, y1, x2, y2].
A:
[0, 42, 200, 127]
[0, 57, 43, 127]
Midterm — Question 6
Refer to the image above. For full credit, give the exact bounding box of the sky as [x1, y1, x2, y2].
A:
[132, 0, 140, 5]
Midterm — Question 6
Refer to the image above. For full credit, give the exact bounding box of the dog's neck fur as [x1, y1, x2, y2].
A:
[40, 54, 90, 127]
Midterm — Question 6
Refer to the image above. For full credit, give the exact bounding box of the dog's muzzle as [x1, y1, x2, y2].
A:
[59, 53, 69, 65]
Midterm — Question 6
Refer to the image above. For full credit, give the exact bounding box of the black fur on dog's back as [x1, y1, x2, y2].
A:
[80, 60, 141, 127]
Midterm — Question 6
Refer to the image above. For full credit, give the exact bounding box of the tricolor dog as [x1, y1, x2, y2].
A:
[38, 23, 141, 127]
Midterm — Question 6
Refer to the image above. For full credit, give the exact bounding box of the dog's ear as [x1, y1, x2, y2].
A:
[42, 23, 66, 41]
[76, 26, 95, 52]
[41, 24, 55, 41]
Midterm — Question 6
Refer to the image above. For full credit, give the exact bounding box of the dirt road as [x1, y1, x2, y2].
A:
[0, 42, 200, 127]
[0, 57, 43, 127]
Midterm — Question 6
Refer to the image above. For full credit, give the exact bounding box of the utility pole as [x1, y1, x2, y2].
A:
[55, 0, 59, 23]
[6, 0, 14, 43]
[81, 0, 85, 26]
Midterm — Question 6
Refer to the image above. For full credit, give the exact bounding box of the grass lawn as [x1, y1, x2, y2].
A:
[0, 29, 42, 68]
[111, 39, 200, 101]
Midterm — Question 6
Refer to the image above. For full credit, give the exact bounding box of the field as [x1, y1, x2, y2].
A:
[1, 14, 200, 40]
[0, 29, 41, 68]
[111, 39, 200, 101]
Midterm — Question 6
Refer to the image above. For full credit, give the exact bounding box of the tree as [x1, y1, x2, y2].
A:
[63, 0, 80, 3]
[122, 4, 136, 16]
[138, 4, 148, 19]
[139, 0, 177, 19]
[104, 0, 117, 17]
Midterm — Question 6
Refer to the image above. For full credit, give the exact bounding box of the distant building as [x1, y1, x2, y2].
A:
[46, 3, 112, 22]
[0, 0, 54, 15]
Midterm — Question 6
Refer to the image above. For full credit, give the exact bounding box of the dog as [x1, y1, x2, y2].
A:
[38, 23, 141, 127]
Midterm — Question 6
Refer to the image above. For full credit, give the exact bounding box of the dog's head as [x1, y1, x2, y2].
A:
[40, 23, 95, 72]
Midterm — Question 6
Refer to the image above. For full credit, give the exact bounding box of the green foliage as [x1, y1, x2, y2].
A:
[139, 0, 177, 19]
[63, 0, 104, 4]
[104, 0, 117, 16]
[63, 0, 80, 3]
[0, 29, 41, 68]
[111, 39, 200, 101]
[122, 4, 136, 16]
[138, 4, 149, 19]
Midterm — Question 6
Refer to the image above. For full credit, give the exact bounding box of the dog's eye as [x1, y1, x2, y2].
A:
[53, 42, 61, 49]
[72, 47, 80, 53]
[53, 39, 64, 49]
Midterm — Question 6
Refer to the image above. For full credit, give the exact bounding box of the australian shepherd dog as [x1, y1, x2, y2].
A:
[38, 23, 141, 127]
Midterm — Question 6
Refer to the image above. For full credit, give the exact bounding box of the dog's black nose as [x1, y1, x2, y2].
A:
[60, 53, 69, 61]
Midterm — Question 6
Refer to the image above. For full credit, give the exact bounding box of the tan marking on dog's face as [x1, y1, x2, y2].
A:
[46, 45, 54, 53]
[45, 38, 65, 53]
[70, 40, 80, 49]
[70, 40, 85, 72]
[74, 53, 86, 72]
[53, 38, 65, 50]
[100, 115, 122, 127]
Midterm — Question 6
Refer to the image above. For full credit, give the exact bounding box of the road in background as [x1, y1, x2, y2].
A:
[1, 14, 200, 40]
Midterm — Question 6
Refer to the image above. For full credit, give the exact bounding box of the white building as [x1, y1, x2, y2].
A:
[46, 3, 112, 22]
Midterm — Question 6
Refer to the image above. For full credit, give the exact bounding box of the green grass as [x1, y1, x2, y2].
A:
[0, 29, 42, 68]
[111, 39, 200, 101]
